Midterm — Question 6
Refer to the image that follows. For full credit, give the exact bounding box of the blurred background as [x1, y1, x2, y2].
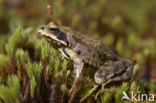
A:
[0, 0, 156, 81]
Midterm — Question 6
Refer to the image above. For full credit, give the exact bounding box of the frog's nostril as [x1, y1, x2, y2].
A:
[41, 27, 45, 30]
[40, 26, 45, 30]
[38, 26, 46, 30]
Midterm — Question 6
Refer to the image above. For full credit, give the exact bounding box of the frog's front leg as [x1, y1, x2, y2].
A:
[69, 57, 84, 93]
[64, 48, 85, 93]
[73, 58, 84, 78]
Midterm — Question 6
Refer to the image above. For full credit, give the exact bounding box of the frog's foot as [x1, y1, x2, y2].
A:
[80, 84, 99, 102]
[95, 80, 111, 99]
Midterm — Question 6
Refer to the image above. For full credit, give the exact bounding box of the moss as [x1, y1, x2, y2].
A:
[0, 75, 20, 103]
[0, 27, 155, 103]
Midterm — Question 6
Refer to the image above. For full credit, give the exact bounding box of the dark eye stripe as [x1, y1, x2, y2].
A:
[56, 32, 69, 46]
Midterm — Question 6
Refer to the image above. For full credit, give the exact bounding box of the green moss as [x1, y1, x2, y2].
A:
[15, 49, 29, 69]
[0, 75, 20, 103]
[149, 80, 156, 93]
[0, 21, 155, 103]
[114, 83, 128, 103]
[26, 61, 42, 86]
[0, 54, 10, 68]
[30, 77, 36, 98]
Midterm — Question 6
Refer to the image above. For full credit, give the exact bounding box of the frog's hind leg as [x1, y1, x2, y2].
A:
[95, 62, 134, 99]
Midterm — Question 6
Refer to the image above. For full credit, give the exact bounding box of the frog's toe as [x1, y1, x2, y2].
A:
[95, 87, 109, 99]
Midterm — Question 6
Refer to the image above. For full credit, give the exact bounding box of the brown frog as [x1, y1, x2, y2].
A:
[37, 22, 134, 95]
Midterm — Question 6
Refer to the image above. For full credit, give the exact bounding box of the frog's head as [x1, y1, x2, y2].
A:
[37, 22, 69, 48]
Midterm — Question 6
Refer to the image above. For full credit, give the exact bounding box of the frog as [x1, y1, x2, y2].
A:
[37, 22, 134, 95]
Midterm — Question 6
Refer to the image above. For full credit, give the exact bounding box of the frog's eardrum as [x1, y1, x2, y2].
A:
[56, 32, 69, 46]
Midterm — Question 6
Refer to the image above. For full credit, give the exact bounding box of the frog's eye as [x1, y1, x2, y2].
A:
[49, 27, 59, 33]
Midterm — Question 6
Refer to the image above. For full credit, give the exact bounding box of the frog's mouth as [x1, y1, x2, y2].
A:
[37, 26, 69, 47]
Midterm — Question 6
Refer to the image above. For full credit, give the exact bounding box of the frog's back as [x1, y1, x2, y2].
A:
[61, 26, 119, 67]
